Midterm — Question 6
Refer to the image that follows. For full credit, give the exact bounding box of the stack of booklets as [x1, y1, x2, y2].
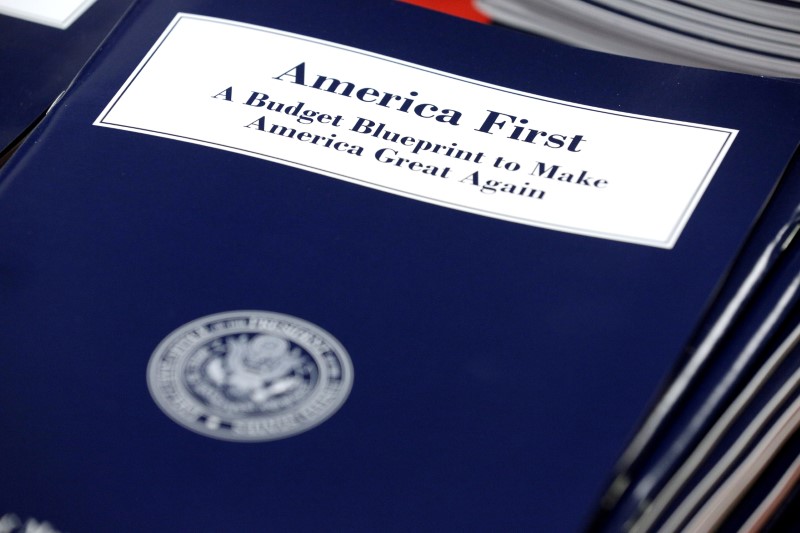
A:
[476, 0, 800, 78]
[0, 0, 799, 531]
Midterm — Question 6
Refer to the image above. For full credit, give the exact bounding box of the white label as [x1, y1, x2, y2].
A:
[95, 14, 737, 248]
[0, 0, 97, 29]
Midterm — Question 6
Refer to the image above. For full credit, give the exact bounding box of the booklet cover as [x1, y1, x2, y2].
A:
[0, 1, 799, 531]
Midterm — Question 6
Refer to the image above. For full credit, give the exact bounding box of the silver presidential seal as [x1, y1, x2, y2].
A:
[146, 310, 353, 441]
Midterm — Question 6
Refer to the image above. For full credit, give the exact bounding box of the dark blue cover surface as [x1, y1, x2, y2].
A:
[1, 1, 799, 531]
[0, 0, 134, 157]
[594, 151, 800, 530]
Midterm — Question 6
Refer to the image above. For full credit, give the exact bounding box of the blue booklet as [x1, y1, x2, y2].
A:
[1, 1, 799, 531]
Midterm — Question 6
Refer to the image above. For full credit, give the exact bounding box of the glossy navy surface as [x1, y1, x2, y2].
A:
[0, 1, 799, 531]
[0, 0, 134, 157]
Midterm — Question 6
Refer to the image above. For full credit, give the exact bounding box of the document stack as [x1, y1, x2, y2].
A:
[476, 0, 800, 78]
[0, 1, 798, 531]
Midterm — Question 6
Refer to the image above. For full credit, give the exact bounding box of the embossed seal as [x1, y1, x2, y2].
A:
[146, 311, 353, 441]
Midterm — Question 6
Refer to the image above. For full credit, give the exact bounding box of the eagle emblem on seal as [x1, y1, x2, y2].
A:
[147, 311, 353, 441]
[205, 334, 308, 405]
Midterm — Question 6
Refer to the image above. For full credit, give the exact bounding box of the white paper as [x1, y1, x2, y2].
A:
[95, 13, 738, 248]
[0, 0, 98, 29]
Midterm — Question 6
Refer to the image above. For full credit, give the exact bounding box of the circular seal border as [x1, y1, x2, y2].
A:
[146, 310, 353, 442]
